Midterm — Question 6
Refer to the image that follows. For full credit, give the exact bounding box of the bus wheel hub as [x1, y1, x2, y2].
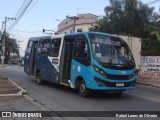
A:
[80, 84, 85, 92]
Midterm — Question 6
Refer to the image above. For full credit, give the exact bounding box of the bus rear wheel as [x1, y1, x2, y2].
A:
[78, 80, 90, 98]
[36, 72, 44, 85]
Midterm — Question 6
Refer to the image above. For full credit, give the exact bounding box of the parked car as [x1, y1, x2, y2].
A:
[8, 59, 18, 64]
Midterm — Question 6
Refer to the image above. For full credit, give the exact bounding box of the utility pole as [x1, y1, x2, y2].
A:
[66, 16, 79, 32]
[1, 17, 16, 65]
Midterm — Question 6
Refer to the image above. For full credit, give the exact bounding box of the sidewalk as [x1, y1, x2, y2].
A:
[0, 78, 21, 95]
[137, 77, 160, 88]
[0, 77, 54, 119]
[0, 77, 83, 119]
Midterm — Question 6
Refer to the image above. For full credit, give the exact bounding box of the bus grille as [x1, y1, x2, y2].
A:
[94, 77, 136, 87]
[107, 74, 130, 80]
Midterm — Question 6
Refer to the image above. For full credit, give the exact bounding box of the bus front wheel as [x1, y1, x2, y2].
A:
[36, 72, 44, 85]
[78, 80, 90, 98]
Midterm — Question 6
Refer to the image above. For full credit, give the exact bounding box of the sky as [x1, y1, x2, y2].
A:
[0, 0, 160, 56]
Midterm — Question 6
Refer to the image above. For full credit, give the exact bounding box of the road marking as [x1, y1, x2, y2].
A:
[0, 79, 28, 97]
[126, 92, 160, 104]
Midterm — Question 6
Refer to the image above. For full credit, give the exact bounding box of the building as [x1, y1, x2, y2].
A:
[56, 13, 98, 34]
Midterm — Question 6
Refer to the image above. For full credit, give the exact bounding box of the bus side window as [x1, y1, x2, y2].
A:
[73, 41, 88, 58]
[41, 40, 51, 56]
[49, 38, 61, 57]
[36, 40, 43, 55]
[26, 41, 33, 54]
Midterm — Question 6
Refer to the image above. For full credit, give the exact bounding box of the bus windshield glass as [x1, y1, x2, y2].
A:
[88, 33, 135, 66]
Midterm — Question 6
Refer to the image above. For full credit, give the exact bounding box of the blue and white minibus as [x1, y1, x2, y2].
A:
[24, 32, 136, 97]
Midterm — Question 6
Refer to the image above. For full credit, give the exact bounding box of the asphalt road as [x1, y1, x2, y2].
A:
[0, 64, 160, 119]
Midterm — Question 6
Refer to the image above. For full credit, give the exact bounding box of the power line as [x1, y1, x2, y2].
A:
[7, 0, 34, 31]
[9, 0, 28, 29]
[14, 0, 27, 18]
[12, 29, 42, 33]
[145, 0, 160, 5]
[11, 0, 33, 28]
[23, 0, 39, 17]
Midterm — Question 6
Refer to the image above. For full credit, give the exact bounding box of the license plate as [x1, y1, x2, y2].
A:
[116, 83, 124, 87]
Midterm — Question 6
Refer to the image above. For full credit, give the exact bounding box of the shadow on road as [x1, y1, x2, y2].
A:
[30, 79, 133, 100]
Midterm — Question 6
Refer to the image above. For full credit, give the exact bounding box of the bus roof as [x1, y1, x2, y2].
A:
[62, 32, 117, 37]
[29, 36, 51, 41]
[29, 32, 118, 41]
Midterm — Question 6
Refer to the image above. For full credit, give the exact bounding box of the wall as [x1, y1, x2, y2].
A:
[140, 56, 160, 79]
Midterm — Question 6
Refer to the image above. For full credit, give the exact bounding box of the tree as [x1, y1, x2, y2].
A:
[91, 0, 158, 38]
[3, 33, 18, 63]
[122, 0, 138, 36]
[141, 31, 160, 56]
[137, 1, 155, 38]
[90, 0, 160, 56]
[104, 0, 123, 34]
[0, 32, 3, 50]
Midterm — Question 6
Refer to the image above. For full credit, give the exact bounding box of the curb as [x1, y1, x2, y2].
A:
[136, 81, 160, 88]
[0, 79, 28, 97]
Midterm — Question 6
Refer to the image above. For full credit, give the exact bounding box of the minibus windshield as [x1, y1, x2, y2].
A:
[89, 33, 135, 66]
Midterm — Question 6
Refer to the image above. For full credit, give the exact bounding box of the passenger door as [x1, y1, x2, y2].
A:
[62, 39, 74, 84]
[24, 40, 37, 76]
[61, 35, 90, 86]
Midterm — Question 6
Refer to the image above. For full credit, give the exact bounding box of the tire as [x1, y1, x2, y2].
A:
[36, 72, 44, 85]
[78, 79, 90, 98]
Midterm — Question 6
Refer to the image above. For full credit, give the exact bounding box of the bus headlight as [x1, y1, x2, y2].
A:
[128, 70, 136, 79]
[93, 65, 107, 77]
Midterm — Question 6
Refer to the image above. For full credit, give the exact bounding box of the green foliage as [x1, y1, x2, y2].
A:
[6, 37, 17, 51]
[141, 32, 160, 56]
[0, 76, 8, 80]
[156, 33, 160, 42]
[1, 33, 19, 63]
[90, 0, 160, 56]
[0, 31, 4, 50]
[91, 0, 159, 38]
